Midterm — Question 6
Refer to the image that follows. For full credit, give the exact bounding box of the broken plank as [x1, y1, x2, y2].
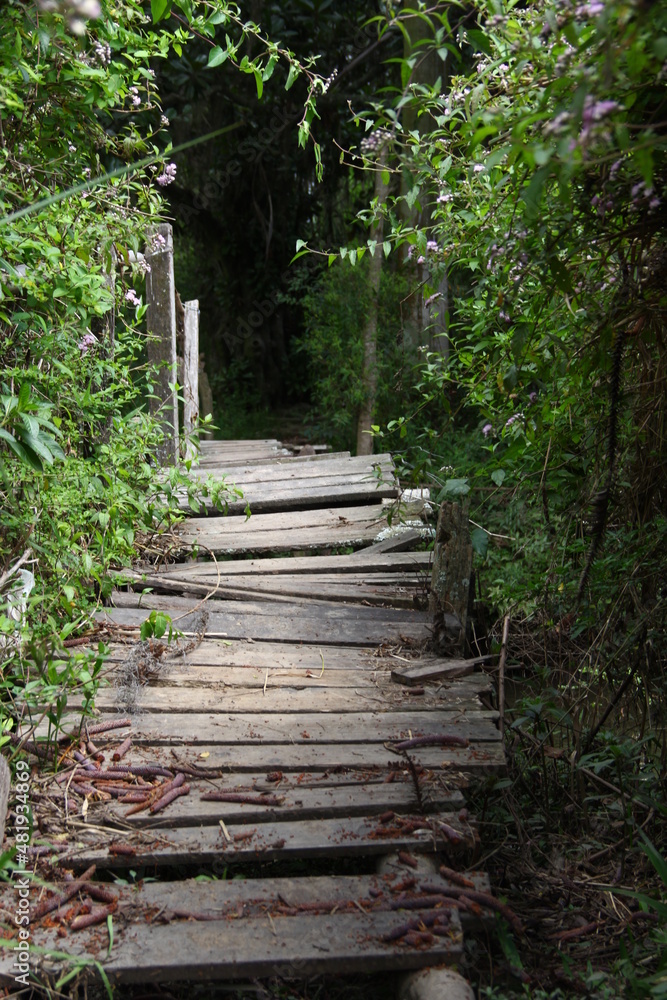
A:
[356, 529, 427, 556]
[126, 550, 432, 578]
[109, 590, 431, 623]
[121, 571, 427, 609]
[391, 656, 495, 687]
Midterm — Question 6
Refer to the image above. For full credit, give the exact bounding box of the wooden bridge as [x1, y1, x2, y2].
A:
[1, 437, 506, 997]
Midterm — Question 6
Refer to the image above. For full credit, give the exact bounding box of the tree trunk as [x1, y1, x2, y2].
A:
[356, 143, 389, 456]
[400, 2, 452, 356]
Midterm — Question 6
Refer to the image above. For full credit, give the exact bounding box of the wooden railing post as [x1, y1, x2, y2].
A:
[429, 500, 473, 652]
[183, 299, 199, 462]
[198, 354, 214, 440]
[145, 224, 179, 465]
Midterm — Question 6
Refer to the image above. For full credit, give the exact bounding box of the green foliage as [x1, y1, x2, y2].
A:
[353, 0, 665, 613]
[0, 0, 311, 753]
[298, 256, 412, 451]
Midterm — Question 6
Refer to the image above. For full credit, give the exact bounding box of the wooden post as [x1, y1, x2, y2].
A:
[183, 299, 199, 462]
[198, 353, 214, 440]
[145, 224, 179, 465]
[429, 501, 473, 652]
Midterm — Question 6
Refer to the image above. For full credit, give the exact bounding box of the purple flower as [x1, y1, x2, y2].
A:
[482, 423, 493, 438]
[528, 391, 538, 404]
[156, 162, 177, 187]
[437, 192, 452, 204]
[125, 289, 141, 307]
[78, 332, 97, 354]
[426, 240, 439, 252]
[417, 255, 425, 265]
[424, 293, 441, 309]
[505, 412, 524, 428]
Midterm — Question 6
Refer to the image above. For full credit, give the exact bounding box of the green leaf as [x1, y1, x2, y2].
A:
[522, 166, 551, 218]
[285, 64, 299, 91]
[151, 0, 170, 22]
[254, 70, 263, 100]
[207, 46, 227, 69]
[443, 478, 470, 497]
[491, 469, 506, 487]
[503, 365, 518, 392]
[548, 257, 573, 295]
[471, 528, 489, 558]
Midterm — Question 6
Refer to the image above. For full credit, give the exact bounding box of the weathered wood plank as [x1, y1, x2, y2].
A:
[174, 503, 433, 556]
[99, 603, 433, 647]
[391, 656, 495, 686]
[192, 452, 394, 485]
[0, 906, 463, 986]
[77, 705, 500, 746]
[57, 811, 477, 869]
[78, 780, 467, 831]
[121, 571, 426, 608]
[125, 870, 490, 912]
[109, 590, 431, 623]
[183, 480, 399, 516]
[32, 722, 505, 771]
[80, 681, 498, 714]
[356, 529, 427, 556]
[129, 550, 432, 578]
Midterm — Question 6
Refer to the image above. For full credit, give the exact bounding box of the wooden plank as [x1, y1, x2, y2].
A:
[77, 705, 500, 745]
[174, 503, 433, 556]
[76, 780, 467, 831]
[55, 811, 477, 869]
[357, 529, 427, 556]
[98, 604, 433, 647]
[129, 550, 432, 578]
[391, 656, 495, 686]
[32, 723, 505, 771]
[184, 503, 390, 533]
[121, 572, 426, 609]
[196, 449, 352, 469]
[0, 905, 463, 986]
[181, 480, 399, 516]
[196, 450, 347, 469]
[79, 681, 497, 714]
[122, 870, 490, 913]
[192, 452, 394, 485]
[108, 591, 431, 624]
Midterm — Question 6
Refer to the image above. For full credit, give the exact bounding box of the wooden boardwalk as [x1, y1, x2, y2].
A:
[0, 440, 504, 991]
